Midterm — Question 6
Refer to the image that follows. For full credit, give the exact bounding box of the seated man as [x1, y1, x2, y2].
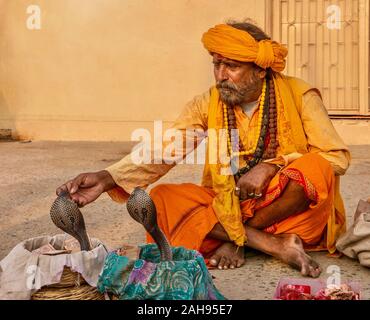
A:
[56, 21, 350, 278]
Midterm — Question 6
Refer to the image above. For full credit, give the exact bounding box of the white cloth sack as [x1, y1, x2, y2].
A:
[0, 234, 109, 300]
[336, 200, 370, 268]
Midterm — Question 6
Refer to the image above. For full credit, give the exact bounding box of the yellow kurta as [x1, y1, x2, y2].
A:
[105, 76, 350, 252]
[106, 83, 350, 198]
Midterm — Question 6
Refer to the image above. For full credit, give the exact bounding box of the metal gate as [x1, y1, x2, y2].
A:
[269, 0, 369, 115]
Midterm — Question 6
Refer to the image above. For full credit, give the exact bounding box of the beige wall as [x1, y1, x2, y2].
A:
[0, 0, 266, 141]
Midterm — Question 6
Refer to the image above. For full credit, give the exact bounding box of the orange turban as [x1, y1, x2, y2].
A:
[201, 24, 288, 72]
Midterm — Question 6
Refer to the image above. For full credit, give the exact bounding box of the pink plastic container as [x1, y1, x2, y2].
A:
[273, 278, 361, 300]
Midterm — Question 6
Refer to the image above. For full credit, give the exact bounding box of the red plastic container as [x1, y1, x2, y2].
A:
[273, 278, 361, 300]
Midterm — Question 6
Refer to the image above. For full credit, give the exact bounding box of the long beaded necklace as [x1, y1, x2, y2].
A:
[223, 79, 266, 158]
[223, 74, 279, 179]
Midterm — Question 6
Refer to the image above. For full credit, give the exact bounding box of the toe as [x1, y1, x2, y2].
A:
[236, 258, 244, 268]
[223, 258, 232, 270]
[300, 263, 309, 276]
[307, 257, 321, 278]
[232, 257, 240, 268]
[209, 254, 221, 267]
[231, 258, 238, 269]
[223, 257, 231, 269]
[218, 256, 227, 270]
[309, 265, 321, 278]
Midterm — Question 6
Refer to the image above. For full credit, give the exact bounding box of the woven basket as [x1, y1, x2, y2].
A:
[31, 267, 105, 300]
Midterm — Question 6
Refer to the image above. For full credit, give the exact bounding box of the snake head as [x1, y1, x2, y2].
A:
[50, 191, 91, 251]
[126, 187, 173, 261]
[126, 187, 157, 232]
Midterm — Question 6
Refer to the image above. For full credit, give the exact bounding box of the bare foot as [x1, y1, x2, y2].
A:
[276, 234, 321, 278]
[209, 242, 245, 270]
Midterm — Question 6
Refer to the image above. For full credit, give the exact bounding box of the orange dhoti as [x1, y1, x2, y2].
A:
[147, 153, 335, 259]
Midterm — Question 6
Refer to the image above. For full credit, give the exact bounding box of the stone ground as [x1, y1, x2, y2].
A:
[0, 141, 369, 299]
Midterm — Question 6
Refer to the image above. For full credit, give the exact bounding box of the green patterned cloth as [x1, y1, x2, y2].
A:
[97, 244, 225, 300]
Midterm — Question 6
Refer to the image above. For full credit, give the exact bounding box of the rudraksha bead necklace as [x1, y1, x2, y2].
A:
[223, 74, 278, 179]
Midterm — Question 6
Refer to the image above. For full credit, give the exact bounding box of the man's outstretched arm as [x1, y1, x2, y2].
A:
[56, 90, 210, 206]
[104, 91, 210, 203]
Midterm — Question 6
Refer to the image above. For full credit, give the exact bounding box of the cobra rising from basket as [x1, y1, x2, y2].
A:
[126, 187, 172, 261]
[50, 191, 91, 251]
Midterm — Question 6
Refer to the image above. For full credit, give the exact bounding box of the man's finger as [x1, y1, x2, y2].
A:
[247, 183, 262, 199]
[69, 195, 86, 208]
[254, 187, 263, 198]
[246, 186, 255, 199]
[69, 174, 86, 194]
[71, 193, 91, 208]
[77, 200, 86, 208]
[239, 187, 249, 201]
[65, 180, 74, 194]
[56, 185, 68, 196]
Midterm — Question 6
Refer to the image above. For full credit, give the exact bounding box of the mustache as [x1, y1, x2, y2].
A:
[216, 81, 239, 91]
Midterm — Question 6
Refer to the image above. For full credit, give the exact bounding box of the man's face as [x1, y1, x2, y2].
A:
[212, 53, 265, 106]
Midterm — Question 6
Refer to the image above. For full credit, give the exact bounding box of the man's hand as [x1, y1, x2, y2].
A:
[236, 163, 280, 200]
[56, 170, 117, 207]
